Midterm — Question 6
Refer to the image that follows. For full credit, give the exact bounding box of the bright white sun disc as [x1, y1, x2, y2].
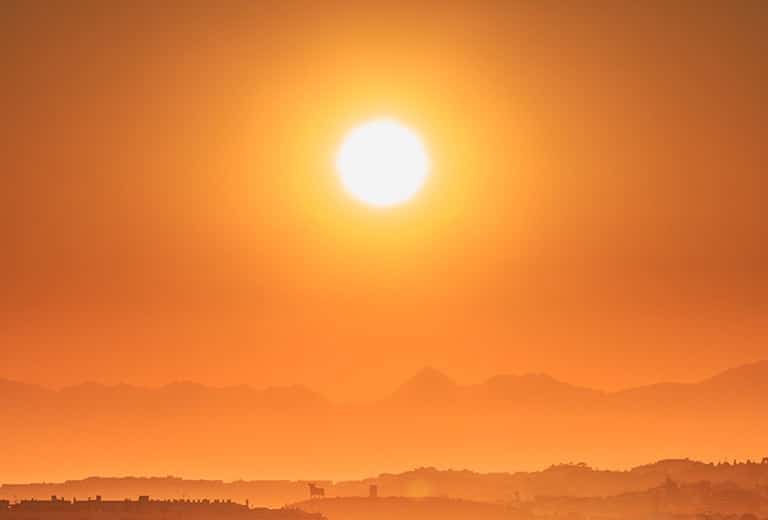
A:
[336, 118, 429, 207]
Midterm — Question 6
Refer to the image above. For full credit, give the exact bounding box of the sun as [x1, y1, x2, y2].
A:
[336, 118, 430, 207]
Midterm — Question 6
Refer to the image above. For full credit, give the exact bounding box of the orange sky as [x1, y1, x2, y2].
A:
[1, 1, 766, 401]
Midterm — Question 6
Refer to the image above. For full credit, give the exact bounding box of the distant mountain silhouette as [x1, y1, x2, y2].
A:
[0, 379, 327, 412]
[470, 373, 604, 408]
[696, 359, 768, 396]
[382, 360, 768, 412]
[4, 360, 766, 410]
[0, 378, 49, 399]
[390, 367, 460, 404]
[1, 361, 766, 482]
[609, 359, 768, 412]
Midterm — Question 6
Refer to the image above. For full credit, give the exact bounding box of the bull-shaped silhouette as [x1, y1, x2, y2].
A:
[308, 483, 325, 498]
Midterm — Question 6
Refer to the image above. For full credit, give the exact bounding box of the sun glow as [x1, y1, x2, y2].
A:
[336, 118, 430, 207]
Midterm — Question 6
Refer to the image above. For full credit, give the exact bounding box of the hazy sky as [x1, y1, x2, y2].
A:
[1, 1, 766, 400]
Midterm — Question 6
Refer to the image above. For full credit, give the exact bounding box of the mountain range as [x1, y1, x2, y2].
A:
[3, 359, 767, 411]
[1, 361, 766, 484]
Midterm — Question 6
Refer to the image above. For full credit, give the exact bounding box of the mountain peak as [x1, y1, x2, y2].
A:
[391, 367, 459, 403]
